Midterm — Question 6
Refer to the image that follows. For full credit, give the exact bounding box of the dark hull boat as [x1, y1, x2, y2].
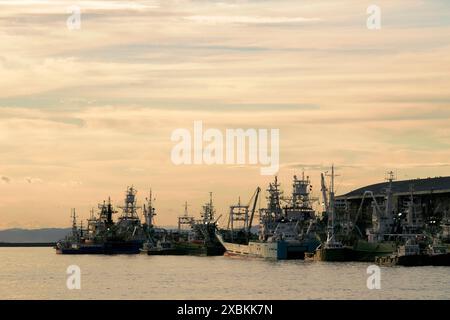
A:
[429, 252, 450, 266]
[56, 243, 104, 254]
[376, 253, 450, 266]
[285, 240, 321, 259]
[147, 248, 185, 256]
[141, 240, 225, 256]
[311, 245, 354, 262]
[56, 187, 148, 255]
[144, 241, 224, 257]
[173, 241, 225, 256]
[56, 240, 143, 255]
[312, 240, 398, 263]
[309, 167, 356, 262]
[351, 240, 397, 262]
[104, 240, 143, 254]
[142, 196, 225, 257]
[144, 235, 225, 257]
[376, 240, 450, 267]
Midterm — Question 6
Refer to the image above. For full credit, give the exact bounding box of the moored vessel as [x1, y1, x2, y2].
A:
[218, 174, 321, 260]
[142, 195, 225, 256]
[56, 187, 148, 255]
[376, 238, 450, 266]
[311, 166, 355, 261]
[173, 194, 225, 256]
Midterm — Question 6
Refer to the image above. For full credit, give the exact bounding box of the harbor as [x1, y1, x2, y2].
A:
[2, 0, 450, 308]
[54, 169, 450, 267]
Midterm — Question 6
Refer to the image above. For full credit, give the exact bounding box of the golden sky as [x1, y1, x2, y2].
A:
[1, 0, 450, 229]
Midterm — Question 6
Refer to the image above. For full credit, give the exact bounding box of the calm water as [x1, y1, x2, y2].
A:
[0, 248, 449, 300]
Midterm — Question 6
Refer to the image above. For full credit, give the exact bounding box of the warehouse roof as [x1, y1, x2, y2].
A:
[336, 176, 450, 200]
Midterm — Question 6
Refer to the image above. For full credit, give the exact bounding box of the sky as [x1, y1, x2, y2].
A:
[0, 0, 450, 229]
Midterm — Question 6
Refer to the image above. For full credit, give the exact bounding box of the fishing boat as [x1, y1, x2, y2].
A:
[141, 195, 225, 256]
[376, 238, 450, 266]
[173, 194, 225, 256]
[426, 240, 450, 266]
[218, 175, 320, 260]
[56, 187, 147, 254]
[310, 166, 354, 261]
[376, 239, 422, 266]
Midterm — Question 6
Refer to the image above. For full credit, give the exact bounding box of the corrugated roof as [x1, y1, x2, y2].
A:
[337, 176, 450, 199]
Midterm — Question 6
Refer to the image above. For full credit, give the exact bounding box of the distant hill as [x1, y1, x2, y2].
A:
[0, 228, 71, 243]
[0, 225, 259, 243]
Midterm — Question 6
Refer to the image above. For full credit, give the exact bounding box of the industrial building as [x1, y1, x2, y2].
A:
[335, 175, 450, 242]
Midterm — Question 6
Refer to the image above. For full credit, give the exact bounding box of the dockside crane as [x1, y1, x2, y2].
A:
[248, 187, 261, 234]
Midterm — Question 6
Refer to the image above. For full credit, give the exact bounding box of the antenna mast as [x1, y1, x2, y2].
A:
[144, 189, 156, 227]
[325, 165, 340, 243]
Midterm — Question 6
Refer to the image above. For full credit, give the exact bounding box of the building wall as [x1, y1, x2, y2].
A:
[336, 191, 450, 239]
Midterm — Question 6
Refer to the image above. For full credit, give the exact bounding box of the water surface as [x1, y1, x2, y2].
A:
[0, 248, 448, 299]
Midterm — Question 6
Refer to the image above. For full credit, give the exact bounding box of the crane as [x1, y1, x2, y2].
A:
[248, 187, 261, 234]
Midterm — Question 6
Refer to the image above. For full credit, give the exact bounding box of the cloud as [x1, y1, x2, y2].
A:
[1, 176, 10, 183]
[61, 180, 83, 187]
[183, 15, 322, 25]
[25, 177, 43, 184]
[0, 0, 159, 10]
[282, 163, 362, 171]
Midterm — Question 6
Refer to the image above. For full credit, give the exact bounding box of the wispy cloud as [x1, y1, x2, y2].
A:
[0, 0, 159, 10]
[1, 176, 10, 183]
[25, 177, 43, 184]
[183, 15, 322, 24]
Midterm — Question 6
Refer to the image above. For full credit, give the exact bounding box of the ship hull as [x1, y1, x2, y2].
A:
[285, 240, 321, 259]
[142, 240, 225, 256]
[313, 247, 354, 262]
[56, 245, 105, 254]
[352, 240, 397, 262]
[56, 240, 143, 255]
[429, 253, 450, 266]
[173, 241, 225, 256]
[217, 233, 318, 260]
[221, 241, 284, 259]
[103, 241, 142, 254]
[376, 253, 450, 266]
[376, 255, 427, 266]
[145, 248, 186, 256]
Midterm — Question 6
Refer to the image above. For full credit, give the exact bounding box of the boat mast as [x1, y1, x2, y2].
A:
[380, 171, 396, 235]
[321, 173, 329, 215]
[71, 208, 77, 236]
[106, 197, 114, 225]
[144, 189, 156, 227]
[292, 171, 311, 208]
[407, 184, 415, 230]
[385, 171, 396, 217]
[268, 176, 282, 217]
[183, 201, 189, 216]
[325, 165, 339, 244]
[228, 197, 248, 242]
[202, 192, 215, 224]
[119, 186, 141, 220]
[331, 165, 335, 236]
[178, 201, 193, 232]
